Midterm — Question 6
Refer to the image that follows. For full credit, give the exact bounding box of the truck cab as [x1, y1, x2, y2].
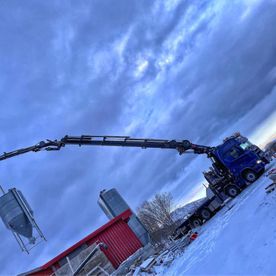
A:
[205, 133, 267, 198]
[215, 134, 266, 181]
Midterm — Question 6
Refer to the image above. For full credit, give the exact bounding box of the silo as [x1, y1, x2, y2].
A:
[0, 190, 33, 239]
[98, 189, 129, 219]
[0, 187, 45, 252]
[98, 188, 150, 245]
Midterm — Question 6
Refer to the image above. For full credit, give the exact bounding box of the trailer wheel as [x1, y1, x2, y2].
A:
[200, 208, 212, 220]
[242, 170, 257, 183]
[225, 185, 240, 198]
[191, 218, 201, 228]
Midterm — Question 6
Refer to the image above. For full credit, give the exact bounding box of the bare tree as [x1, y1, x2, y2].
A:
[137, 192, 175, 235]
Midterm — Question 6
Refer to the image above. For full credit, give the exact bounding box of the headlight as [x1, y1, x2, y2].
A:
[256, 159, 263, 164]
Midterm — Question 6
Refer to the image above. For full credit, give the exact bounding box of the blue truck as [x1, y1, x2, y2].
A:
[0, 132, 267, 209]
[0, 132, 268, 238]
[173, 133, 269, 236]
[204, 133, 267, 198]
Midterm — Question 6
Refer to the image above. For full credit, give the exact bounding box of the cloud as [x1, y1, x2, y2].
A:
[0, 0, 275, 274]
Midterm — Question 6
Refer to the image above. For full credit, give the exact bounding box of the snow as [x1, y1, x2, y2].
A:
[156, 161, 276, 275]
[140, 257, 155, 269]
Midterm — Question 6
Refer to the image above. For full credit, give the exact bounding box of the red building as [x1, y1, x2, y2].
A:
[22, 209, 142, 275]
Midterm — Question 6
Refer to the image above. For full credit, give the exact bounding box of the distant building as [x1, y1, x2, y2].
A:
[98, 188, 150, 245]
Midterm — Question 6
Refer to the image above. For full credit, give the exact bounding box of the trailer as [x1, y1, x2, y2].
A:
[173, 190, 223, 239]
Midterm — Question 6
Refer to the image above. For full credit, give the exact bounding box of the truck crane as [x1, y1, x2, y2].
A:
[0, 133, 267, 199]
[0, 135, 213, 161]
[0, 132, 270, 251]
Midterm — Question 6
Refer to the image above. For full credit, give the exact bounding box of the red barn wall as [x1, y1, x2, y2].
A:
[27, 210, 142, 275]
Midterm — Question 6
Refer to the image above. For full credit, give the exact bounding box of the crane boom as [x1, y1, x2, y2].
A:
[61, 135, 191, 149]
[60, 135, 213, 154]
[0, 135, 214, 162]
[0, 140, 61, 161]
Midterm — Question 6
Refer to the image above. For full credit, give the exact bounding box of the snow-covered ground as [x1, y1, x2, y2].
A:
[157, 161, 276, 275]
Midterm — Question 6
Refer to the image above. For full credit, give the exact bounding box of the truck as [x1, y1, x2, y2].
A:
[202, 132, 267, 199]
[0, 133, 268, 232]
[172, 133, 270, 238]
[0, 133, 267, 198]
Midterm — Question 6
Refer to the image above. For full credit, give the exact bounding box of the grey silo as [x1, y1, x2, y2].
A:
[98, 188, 129, 219]
[98, 188, 150, 246]
[0, 187, 46, 253]
[0, 189, 33, 240]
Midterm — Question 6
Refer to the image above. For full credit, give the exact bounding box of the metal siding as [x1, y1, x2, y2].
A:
[98, 189, 150, 246]
[101, 226, 119, 267]
[109, 224, 122, 264]
[85, 220, 142, 268]
[116, 222, 134, 255]
[115, 222, 128, 260]
[99, 220, 142, 268]
[107, 221, 127, 267]
[24, 210, 142, 274]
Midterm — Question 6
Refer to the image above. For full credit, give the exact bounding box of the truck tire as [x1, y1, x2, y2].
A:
[191, 218, 201, 228]
[225, 185, 240, 198]
[200, 208, 212, 220]
[242, 170, 257, 183]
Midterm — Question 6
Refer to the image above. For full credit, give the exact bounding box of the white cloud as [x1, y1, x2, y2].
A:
[1, 0, 276, 273]
[134, 57, 149, 78]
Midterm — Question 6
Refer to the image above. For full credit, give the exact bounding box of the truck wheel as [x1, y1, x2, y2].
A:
[242, 170, 257, 183]
[200, 208, 212, 220]
[191, 218, 201, 228]
[225, 185, 240, 198]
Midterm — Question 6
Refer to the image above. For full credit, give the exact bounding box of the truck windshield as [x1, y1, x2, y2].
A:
[239, 141, 253, 150]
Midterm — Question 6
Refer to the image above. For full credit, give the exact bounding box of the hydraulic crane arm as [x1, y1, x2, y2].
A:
[0, 140, 61, 161]
[60, 135, 214, 155]
[0, 135, 214, 162]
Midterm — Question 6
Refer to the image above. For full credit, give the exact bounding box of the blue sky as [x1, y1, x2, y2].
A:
[0, 0, 275, 274]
